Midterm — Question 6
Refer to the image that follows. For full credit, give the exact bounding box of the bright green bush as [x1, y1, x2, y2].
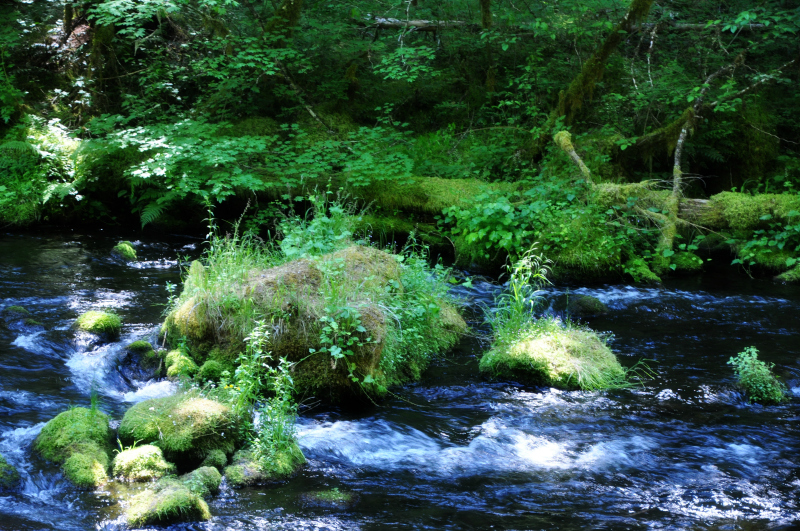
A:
[728, 346, 787, 404]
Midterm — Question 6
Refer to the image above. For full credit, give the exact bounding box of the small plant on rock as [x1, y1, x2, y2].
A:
[728, 346, 787, 405]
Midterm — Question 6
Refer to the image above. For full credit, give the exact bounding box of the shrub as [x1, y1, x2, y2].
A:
[728, 346, 787, 405]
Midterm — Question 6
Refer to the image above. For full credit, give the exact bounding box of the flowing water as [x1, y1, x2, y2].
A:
[0, 231, 798, 530]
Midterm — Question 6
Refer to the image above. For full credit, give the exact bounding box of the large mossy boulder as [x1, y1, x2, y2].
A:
[118, 393, 238, 469]
[125, 477, 211, 527]
[223, 444, 305, 488]
[163, 245, 466, 403]
[75, 311, 122, 338]
[34, 407, 113, 488]
[0, 454, 20, 491]
[480, 325, 626, 391]
[112, 444, 175, 482]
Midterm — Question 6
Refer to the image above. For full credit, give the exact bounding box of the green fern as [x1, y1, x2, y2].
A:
[0, 141, 38, 158]
[140, 201, 166, 227]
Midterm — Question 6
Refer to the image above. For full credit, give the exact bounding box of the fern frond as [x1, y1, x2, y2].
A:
[0, 141, 39, 157]
[140, 201, 166, 227]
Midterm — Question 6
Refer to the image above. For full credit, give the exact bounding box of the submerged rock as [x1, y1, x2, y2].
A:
[75, 311, 122, 338]
[125, 477, 210, 527]
[0, 454, 21, 491]
[116, 340, 163, 383]
[223, 445, 305, 488]
[34, 407, 112, 488]
[480, 325, 626, 391]
[552, 294, 608, 318]
[118, 393, 238, 469]
[113, 444, 175, 482]
[111, 241, 137, 262]
[300, 488, 358, 509]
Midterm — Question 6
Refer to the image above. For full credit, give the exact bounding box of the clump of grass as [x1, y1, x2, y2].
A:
[728, 346, 787, 404]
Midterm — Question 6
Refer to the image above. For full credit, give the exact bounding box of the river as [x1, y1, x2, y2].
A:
[0, 231, 798, 530]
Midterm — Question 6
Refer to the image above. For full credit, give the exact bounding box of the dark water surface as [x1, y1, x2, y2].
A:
[1, 231, 798, 530]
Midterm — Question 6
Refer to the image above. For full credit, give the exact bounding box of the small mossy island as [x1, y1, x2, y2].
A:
[125, 476, 212, 527]
[483, 250, 635, 391]
[112, 444, 175, 482]
[0, 454, 21, 491]
[75, 311, 122, 337]
[162, 208, 467, 403]
[480, 322, 626, 390]
[118, 393, 238, 469]
[111, 241, 137, 262]
[34, 407, 113, 489]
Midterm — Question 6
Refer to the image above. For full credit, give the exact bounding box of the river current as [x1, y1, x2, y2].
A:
[0, 231, 798, 530]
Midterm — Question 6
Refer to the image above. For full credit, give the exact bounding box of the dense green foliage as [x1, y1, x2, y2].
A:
[1, 0, 799, 279]
[728, 346, 787, 404]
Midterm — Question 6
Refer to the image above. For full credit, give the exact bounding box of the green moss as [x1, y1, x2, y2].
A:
[112, 241, 137, 262]
[552, 294, 608, 317]
[34, 407, 112, 488]
[0, 454, 20, 490]
[200, 449, 227, 471]
[301, 488, 357, 509]
[127, 340, 154, 354]
[165, 349, 200, 379]
[3, 305, 30, 316]
[353, 214, 446, 248]
[480, 322, 626, 391]
[118, 393, 238, 468]
[180, 466, 222, 497]
[623, 257, 661, 283]
[196, 360, 225, 382]
[361, 177, 517, 216]
[703, 192, 800, 231]
[125, 477, 211, 527]
[113, 444, 176, 482]
[223, 444, 305, 488]
[75, 311, 122, 337]
[775, 265, 800, 284]
[24, 318, 42, 326]
[671, 251, 704, 272]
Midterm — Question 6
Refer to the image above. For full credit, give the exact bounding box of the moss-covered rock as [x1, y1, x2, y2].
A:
[34, 407, 112, 488]
[125, 477, 211, 528]
[775, 265, 800, 284]
[165, 349, 199, 379]
[117, 341, 164, 383]
[118, 393, 238, 469]
[0, 454, 20, 491]
[552, 294, 608, 318]
[223, 445, 305, 488]
[624, 257, 661, 283]
[180, 466, 222, 497]
[165, 244, 466, 403]
[300, 488, 358, 509]
[200, 449, 228, 471]
[480, 323, 626, 391]
[3, 305, 30, 317]
[111, 241, 137, 262]
[75, 311, 122, 337]
[196, 360, 225, 382]
[671, 251, 704, 272]
[113, 444, 176, 482]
